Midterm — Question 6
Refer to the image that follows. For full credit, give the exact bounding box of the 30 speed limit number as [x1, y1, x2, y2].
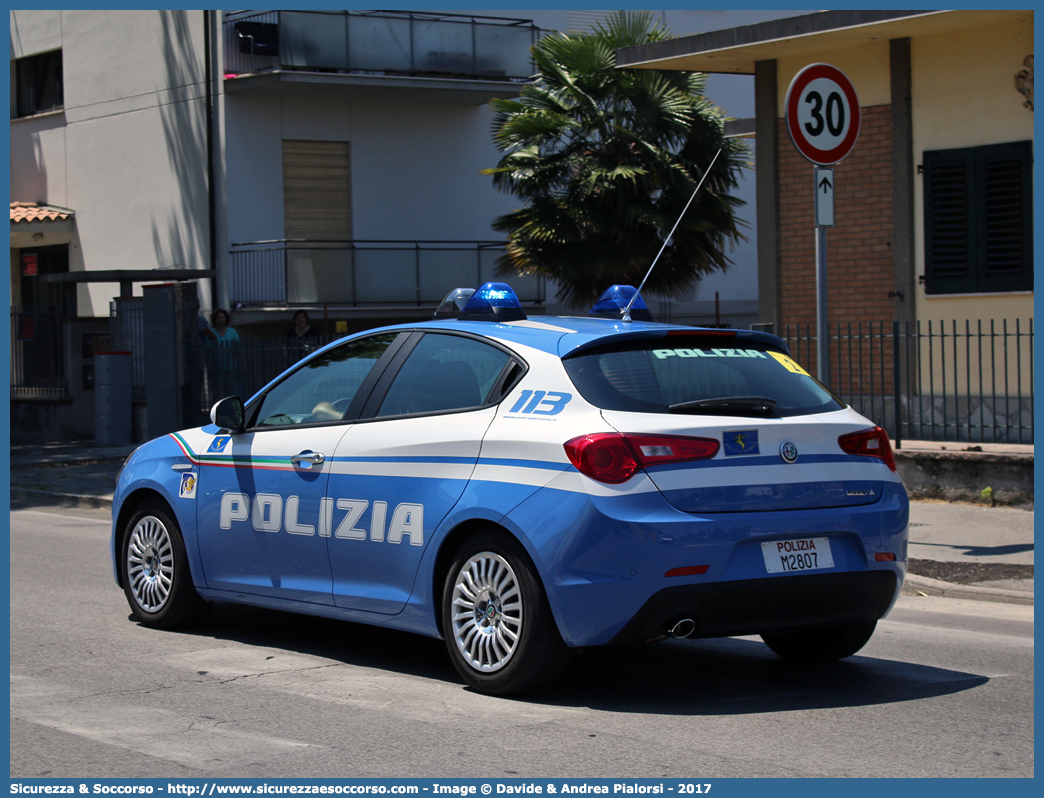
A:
[785, 63, 860, 165]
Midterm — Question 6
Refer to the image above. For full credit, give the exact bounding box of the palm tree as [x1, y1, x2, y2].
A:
[484, 11, 748, 310]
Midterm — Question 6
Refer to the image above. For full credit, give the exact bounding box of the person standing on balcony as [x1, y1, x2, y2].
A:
[205, 308, 240, 403]
[286, 309, 319, 361]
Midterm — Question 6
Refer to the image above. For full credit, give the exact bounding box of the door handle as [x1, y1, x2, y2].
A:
[290, 452, 326, 466]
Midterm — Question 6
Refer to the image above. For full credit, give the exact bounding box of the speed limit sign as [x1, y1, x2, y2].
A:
[785, 64, 860, 165]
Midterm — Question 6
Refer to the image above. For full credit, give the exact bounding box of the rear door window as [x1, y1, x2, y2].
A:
[562, 336, 843, 418]
[376, 333, 513, 417]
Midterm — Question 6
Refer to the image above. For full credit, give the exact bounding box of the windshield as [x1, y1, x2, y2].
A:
[562, 336, 843, 418]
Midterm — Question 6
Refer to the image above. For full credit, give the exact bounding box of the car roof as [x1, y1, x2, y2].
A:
[358, 316, 791, 358]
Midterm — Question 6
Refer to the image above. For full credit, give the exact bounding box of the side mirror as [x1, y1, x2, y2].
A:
[210, 396, 246, 434]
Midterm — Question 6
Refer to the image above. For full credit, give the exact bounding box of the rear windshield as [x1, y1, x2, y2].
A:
[562, 336, 843, 418]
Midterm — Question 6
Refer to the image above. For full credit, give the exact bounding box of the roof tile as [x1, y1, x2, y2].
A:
[11, 202, 75, 223]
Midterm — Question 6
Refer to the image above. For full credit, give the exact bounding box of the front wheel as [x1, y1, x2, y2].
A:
[121, 499, 210, 629]
[442, 532, 571, 696]
[761, 620, 877, 662]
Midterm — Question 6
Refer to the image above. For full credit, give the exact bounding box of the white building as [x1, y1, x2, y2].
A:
[11, 9, 802, 330]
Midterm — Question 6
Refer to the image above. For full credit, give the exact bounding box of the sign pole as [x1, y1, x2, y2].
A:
[814, 165, 834, 384]
[785, 63, 860, 388]
[816, 226, 829, 384]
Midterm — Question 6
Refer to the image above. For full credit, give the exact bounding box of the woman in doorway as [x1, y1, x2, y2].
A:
[286, 309, 320, 361]
[205, 308, 240, 404]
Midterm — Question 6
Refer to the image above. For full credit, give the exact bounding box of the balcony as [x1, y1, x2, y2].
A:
[223, 10, 538, 104]
[228, 240, 545, 310]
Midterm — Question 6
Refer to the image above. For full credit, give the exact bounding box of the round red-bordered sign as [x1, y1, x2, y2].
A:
[785, 63, 860, 165]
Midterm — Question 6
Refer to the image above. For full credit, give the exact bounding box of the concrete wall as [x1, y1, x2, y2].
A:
[896, 450, 1033, 507]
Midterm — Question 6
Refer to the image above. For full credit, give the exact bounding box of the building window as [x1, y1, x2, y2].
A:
[923, 140, 1033, 295]
[13, 49, 64, 118]
[282, 140, 353, 304]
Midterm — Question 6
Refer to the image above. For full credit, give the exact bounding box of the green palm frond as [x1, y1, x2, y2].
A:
[486, 10, 749, 309]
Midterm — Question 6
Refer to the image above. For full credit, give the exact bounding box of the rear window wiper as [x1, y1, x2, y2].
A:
[668, 396, 777, 416]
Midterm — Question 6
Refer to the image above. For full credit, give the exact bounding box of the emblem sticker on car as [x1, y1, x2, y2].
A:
[208, 436, 231, 453]
[779, 440, 799, 463]
[723, 430, 759, 456]
[179, 472, 198, 499]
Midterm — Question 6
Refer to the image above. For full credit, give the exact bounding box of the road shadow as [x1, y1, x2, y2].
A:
[179, 602, 461, 685]
[172, 602, 988, 715]
[537, 637, 989, 715]
[912, 540, 1034, 557]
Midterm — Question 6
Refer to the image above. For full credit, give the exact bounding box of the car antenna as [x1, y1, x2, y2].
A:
[622, 147, 723, 323]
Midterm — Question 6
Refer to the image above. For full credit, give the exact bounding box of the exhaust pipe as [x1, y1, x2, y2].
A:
[669, 619, 696, 639]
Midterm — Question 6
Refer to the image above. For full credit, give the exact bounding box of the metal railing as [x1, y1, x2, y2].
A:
[10, 307, 65, 399]
[224, 10, 538, 81]
[228, 240, 545, 308]
[782, 320, 1034, 445]
[109, 298, 147, 402]
[191, 335, 343, 414]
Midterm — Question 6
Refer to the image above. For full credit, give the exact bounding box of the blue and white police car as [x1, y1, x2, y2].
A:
[111, 283, 908, 695]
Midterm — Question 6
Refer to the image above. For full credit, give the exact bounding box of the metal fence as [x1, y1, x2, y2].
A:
[191, 335, 344, 414]
[10, 307, 66, 399]
[14, 301, 1033, 447]
[782, 319, 1034, 445]
[109, 298, 147, 401]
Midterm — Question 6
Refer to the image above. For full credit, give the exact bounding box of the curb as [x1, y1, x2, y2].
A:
[11, 453, 132, 470]
[903, 572, 1033, 606]
[10, 488, 113, 511]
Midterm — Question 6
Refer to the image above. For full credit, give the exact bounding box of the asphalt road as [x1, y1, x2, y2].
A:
[9, 506, 1034, 779]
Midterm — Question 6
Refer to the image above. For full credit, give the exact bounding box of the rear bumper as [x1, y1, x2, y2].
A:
[607, 570, 898, 645]
[505, 474, 908, 647]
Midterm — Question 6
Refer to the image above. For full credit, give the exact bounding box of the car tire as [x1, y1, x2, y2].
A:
[761, 620, 877, 662]
[121, 499, 210, 629]
[442, 531, 571, 696]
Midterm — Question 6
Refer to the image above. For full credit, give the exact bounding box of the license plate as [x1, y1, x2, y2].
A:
[761, 537, 835, 574]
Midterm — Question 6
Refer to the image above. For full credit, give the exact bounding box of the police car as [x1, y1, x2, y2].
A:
[111, 283, 908, 696]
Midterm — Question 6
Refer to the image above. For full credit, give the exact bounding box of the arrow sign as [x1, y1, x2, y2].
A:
[815, 166, 835, 227]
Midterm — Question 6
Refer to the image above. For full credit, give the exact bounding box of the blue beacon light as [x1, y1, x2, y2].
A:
[457, 282, 527, 322]
[589, 285, 654, 322]
[434, 287, 476, 318]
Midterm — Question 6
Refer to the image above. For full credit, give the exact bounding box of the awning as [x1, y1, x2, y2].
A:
[11, 201, 75, 224]
[615, 10, 1026, 74]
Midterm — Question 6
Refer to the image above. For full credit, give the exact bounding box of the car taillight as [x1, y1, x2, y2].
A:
[564, 433, 720, 484]
[838, 426, 896, 472]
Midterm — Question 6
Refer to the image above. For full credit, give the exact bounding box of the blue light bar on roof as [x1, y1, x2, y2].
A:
[589, 285, 654, 322]
[457, 282, 527, 322]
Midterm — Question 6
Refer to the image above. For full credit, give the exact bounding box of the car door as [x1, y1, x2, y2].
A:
[325, 331, 517, 614]
[196, 332, 404, 605]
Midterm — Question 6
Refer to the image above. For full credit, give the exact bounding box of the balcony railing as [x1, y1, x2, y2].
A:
[228, 240, 544, 308]
[224, 10, 538, 81]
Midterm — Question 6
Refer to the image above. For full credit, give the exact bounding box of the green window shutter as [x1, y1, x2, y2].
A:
[923, 140, 1032, 295]
[978, 140, 1032, 293]
[924, 147, 974, 294]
